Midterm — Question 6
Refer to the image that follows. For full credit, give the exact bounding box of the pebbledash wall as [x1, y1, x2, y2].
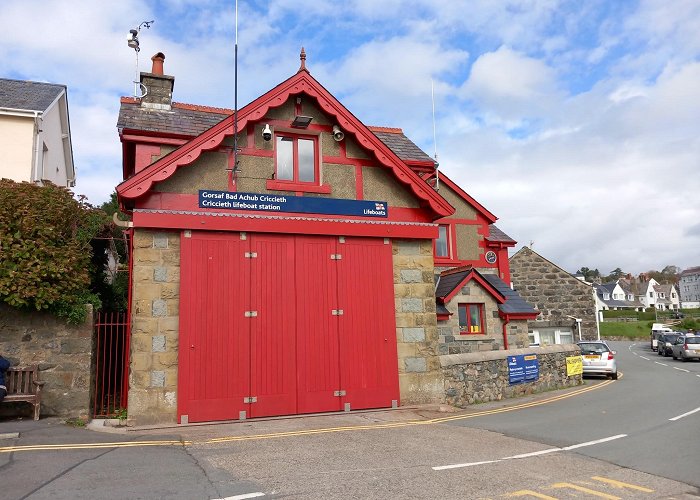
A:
[0, 304, 93, 418]
[128, 232, 443, 424]
[441, 344, 583, 407]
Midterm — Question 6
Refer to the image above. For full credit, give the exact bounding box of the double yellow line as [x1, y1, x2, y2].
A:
[0, 378, 616, 453]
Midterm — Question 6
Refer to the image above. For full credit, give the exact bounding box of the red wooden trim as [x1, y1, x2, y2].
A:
[321, 156, 377, 167]
[457, 303, 487, 335]
[121, 134, 189, 146]
[500, 312, 539, 321]
[436, 313, 451, 321]
[266, 179, 332, 194]
[442, 270, 506, 305]
[132, 210, 438, 239]
[404, 159, 436, 168]
[117, 70, 454, 218]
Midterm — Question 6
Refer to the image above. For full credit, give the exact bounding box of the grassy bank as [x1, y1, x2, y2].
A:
[600, 321, 649, 339]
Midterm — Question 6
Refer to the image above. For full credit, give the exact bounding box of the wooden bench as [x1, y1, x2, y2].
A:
[2, 366, 44, 420]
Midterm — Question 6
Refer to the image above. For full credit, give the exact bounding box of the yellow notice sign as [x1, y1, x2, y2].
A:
[566, 355, 583, 376]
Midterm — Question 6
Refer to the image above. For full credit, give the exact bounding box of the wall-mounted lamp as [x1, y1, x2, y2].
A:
[291, 115, 313, 128]
[262, 124, 272, 141]
[332, 125, 345, 142]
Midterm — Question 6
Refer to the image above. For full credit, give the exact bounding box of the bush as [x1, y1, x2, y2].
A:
[0, 180, 109, 323]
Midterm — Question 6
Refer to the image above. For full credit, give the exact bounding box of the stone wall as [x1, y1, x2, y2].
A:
[392, 239, 444, 404]
[128, 230, 181, 425]
[441, 344, 583, 407]
[510, 247, 598, 341]
[0, 304, 93, 418]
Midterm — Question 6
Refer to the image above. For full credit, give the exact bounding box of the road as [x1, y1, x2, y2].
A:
[445, 340, 700, 489]
[2, 340, 699, 499]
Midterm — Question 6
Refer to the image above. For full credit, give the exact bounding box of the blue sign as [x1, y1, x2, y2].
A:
[198, 190, 388, 218]
[508, 354, 539, 385]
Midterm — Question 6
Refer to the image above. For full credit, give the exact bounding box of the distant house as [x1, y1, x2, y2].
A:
[509, 247, 599, 346]
[679, 267, 700, 308]
[0, 78, 75, 187]
[653, 284, 680, 311]
[593, 282, 644, 312]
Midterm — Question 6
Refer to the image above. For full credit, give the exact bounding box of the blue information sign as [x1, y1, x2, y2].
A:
[508, 354, 539, 385]
[198, 190, 388, 218]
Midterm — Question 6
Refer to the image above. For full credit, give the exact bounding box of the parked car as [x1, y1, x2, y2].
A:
[671, 335, 700, 362]
[577, 341, 618, 379]
[657, 333, 683, 357]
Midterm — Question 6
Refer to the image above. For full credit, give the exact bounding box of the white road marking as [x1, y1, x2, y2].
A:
[673, 367, 690, 373]
[669, 407, 700, 421]
[432, 435, 627, 471]
[655, 362, 668, 366]
[432, 459, 501, 470]
[217, 493, 265, 499]
[639, 356, 650, 360]
[503, 448, 560, 459]
[562, 434, 627, 450]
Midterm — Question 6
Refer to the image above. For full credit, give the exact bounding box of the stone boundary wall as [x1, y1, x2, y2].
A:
[0, 304, 93, 418]
[441, 344, 583, 407]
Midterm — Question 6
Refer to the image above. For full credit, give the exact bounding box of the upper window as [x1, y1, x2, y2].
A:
[275, 134, 317, 184]
[458, 303, 485, 334]
[435, 225, 450, 258]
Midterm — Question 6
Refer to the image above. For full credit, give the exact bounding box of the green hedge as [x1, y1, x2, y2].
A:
[602, 310, 655, 320]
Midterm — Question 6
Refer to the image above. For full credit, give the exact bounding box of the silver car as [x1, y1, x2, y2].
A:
[671, 335, 700, 361]
[577, 341, 618, 380]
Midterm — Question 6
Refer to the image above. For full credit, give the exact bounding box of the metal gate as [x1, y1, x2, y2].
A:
[93, 311, 130, 418]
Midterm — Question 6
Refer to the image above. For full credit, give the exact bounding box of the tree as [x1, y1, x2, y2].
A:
[92, 192, 130, 312]
[0, 180, 109, 323]
[606, 268, 625, 281]
[576, 267, 601, 282]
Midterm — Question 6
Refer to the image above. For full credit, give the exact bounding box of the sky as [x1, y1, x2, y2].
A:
[1, 0, 698, 276]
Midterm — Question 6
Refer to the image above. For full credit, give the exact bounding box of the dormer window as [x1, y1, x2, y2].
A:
[603, 293, 610, 300]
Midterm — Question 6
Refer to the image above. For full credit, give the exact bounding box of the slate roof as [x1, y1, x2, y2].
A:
[680, 266, 700, 277]
[117, 99, 230, 137]
[435, 266, 537, 316]
[369, 128, 435, 163]
[487, 225, 515, 243]
[481, 274, 538, 315]
[0, 78, 65, 112]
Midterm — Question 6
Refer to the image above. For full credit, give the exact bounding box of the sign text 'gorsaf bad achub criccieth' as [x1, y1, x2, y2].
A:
[199, 190, 388, 217]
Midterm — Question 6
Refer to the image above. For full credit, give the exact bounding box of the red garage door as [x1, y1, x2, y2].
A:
[179, 232, 398, 423]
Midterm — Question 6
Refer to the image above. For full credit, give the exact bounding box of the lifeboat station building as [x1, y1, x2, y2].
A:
[116, 51, 537, 425]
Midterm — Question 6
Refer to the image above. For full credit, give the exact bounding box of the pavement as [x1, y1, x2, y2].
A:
[1, 379, 603, 446]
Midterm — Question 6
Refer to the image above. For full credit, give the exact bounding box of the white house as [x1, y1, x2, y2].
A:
[0, 78, 75, 187]
[679, 267, 700, 308]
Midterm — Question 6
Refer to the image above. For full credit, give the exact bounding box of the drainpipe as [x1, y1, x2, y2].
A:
[501, 315, 510, 350]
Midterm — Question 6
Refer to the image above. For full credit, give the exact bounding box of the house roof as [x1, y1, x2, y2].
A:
[368, 127, 434, 164]
[487, 225, 515, 244]
[681, 266, 700, 277]
[116, 63, 454, 218]
[435, 266, 537, 316]
[481, 274, 539, 315]
[0, 78, 65, 112]
[118, 98, 229, 137]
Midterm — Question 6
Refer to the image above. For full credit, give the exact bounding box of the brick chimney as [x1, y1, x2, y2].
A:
[139, 52, 174, 110]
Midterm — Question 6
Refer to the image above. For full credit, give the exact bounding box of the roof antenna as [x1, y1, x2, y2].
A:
[231, 0, 241, 184]
[431, 79, 440, 191]
[126, 20, 154, 99]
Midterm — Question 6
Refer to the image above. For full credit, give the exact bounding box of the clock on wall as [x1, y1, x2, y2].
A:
[485, 251, 497, 264]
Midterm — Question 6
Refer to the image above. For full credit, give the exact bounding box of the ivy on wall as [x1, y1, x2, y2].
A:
[0, 179, 109, 324]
